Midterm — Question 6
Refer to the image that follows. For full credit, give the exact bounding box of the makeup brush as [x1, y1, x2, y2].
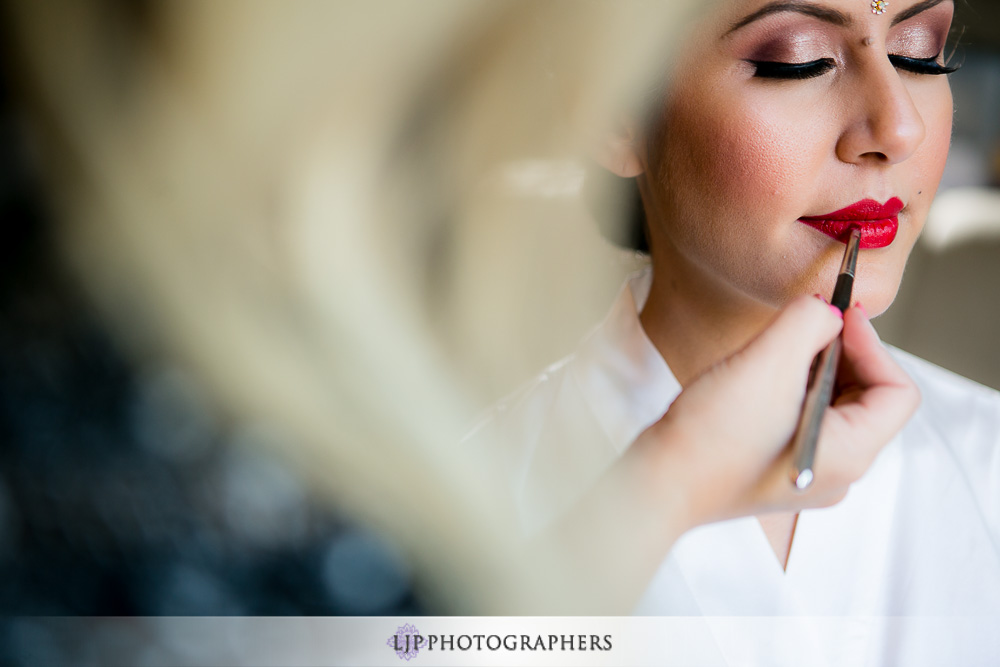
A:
[790, 226, 861, 490]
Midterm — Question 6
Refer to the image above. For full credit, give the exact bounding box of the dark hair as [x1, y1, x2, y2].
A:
[583, 91, 666, 256]
[584, 163, 649, 254]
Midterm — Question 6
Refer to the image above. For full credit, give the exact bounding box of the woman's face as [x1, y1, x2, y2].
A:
[639, 0, 955, 316]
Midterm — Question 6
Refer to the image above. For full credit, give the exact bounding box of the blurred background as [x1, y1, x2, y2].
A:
[875, 4, 1000, 387]
[0, 20, 425, 623]
[0, 2, 998, 663]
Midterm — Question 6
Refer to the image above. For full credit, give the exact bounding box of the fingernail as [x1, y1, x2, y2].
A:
[828, 304, 843, 319]
[855, 301, 868, 318]
[814, 293, 829, 304]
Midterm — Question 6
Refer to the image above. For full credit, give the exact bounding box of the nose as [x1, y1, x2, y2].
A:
[835, 60, 927, 166]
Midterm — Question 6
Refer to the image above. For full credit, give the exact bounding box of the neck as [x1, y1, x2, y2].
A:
[638, 263, 778, 388]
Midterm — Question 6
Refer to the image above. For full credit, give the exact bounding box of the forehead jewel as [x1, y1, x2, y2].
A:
[871, 0, 888, 15]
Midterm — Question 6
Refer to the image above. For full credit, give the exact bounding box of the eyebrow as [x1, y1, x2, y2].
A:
[890, 0, 950, 27]
[725, 2, 851, 36]
[725, 0, 952, 36]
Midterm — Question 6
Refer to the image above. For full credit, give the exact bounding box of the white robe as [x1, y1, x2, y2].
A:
[471, 268, 1000, 666]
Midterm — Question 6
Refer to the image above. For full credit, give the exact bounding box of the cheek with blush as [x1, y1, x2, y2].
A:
[910, 91, 953, 228]
[655, 82, 823, 261]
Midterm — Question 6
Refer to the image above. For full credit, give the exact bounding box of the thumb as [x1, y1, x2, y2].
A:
[828, 304, 921, 448]
[736, 295, 843, 380]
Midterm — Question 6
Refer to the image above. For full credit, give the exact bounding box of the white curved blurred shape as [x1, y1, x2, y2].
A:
[922, 186, 1000, 251]
[494, 160, 587, 198]
[2, 0, 714, 613]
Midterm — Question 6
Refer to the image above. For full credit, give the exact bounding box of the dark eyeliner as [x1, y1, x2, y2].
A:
[749, 58, 836, 80]
[889, 54, 960, 75]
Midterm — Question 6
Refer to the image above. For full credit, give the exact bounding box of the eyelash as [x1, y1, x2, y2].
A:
[750, 58, 835, 79]
[890, 55, 960, 75]
[749, 54, 960, 80]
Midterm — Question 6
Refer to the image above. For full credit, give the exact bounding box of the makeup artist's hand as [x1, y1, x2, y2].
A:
[537, 295, 918, 614]
[634, 295, 920, 530]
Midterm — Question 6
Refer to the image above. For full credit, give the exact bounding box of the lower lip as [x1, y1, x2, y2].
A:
[797, 217, 899, 249]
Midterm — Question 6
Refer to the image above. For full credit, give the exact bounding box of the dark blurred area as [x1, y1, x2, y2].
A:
[0, 38, 421, 645]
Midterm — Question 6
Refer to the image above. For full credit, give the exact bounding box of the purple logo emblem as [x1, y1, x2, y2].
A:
[387, 624, 424, 660]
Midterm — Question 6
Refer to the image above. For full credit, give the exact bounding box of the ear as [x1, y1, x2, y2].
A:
[592, 120, 645, 178]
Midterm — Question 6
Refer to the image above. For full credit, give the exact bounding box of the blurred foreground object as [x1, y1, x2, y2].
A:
[2, 0, 708, 614]
[0, 56, 421, 625]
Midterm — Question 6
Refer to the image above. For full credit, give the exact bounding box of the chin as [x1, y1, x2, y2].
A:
[771, 257, 904, 319]
[821, 238, 911, 318]
[845, 268, 903, 318]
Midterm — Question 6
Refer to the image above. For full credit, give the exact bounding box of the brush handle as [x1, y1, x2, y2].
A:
[790, 336, 842, 490]
[830, 272, 855, 313]
[790, 228, 860, 488]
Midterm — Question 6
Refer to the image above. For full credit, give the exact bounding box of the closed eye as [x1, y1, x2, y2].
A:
[749, 53, 960, 80]
[748, 58, 836, 80]
[889, 54, 960, 75]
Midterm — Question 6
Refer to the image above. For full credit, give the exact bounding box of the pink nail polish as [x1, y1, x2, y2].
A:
[829, 304, 843, 318]
[855, 301, 868, 318]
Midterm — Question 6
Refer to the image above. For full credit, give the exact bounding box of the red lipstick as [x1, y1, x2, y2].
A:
[798, 197, 904, 249]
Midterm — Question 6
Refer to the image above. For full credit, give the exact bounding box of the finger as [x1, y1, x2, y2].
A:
[834, 307, 920, 433]
[738, 295, 843, 377]
[809, 307, 920, 485]
[837, 305, 912, 391]
[828, 381, 919, 462]
[753, 307, 918, 510]
[744, 446, 852, 514]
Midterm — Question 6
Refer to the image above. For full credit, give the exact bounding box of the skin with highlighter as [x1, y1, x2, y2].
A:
[541, 0, 956, 612]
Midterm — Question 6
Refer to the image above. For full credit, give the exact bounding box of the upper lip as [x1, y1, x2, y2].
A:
[799, 197, 905, 222]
